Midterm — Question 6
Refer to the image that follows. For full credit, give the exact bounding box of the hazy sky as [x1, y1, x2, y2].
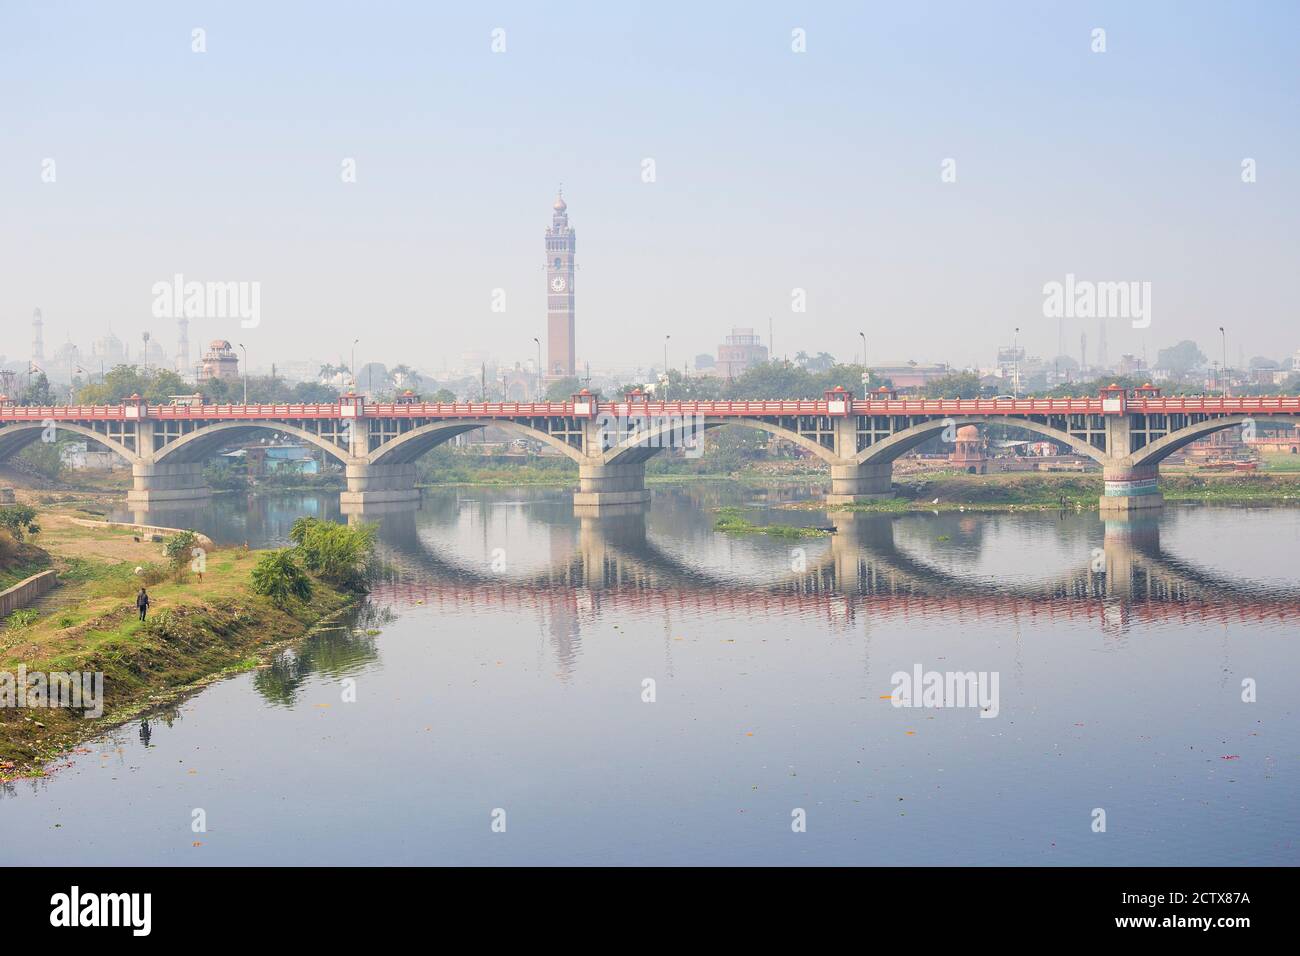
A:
[2, 1, 1297, 377]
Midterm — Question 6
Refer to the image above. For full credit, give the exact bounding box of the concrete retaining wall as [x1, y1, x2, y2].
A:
[0, 569, 58, 617]
[66, 518, 214, 550]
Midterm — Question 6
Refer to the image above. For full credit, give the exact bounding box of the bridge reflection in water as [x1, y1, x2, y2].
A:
[320, 499, 1300, 677]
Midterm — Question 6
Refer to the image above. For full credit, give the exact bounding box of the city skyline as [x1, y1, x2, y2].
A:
[3, 3, 1298, 373]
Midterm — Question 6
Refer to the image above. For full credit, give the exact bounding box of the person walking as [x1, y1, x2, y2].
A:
[136, 587, 150, 622]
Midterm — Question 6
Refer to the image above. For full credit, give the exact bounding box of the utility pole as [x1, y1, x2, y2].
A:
[1012, 327, 1020, 399]
[663, 335, 671, 401]
[1219, 326, 1228, 397]
[238, 343, 248, 404]
[533, 337, 542, 399]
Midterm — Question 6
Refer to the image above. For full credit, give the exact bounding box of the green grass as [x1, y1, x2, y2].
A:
[0, 539, 357, 777]
[713, 507, 830, 538]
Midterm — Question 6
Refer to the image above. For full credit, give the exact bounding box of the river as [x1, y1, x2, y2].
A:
[3, 485, 1297, 865]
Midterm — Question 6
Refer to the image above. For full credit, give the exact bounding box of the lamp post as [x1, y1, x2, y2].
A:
[1219, 326, 1227, 397]
[663, 335, 671, 401]
[533, 337, 542, 400]
[351, 338, 359, 392]
[1012, 327, 1021, 399]
[858, 331, 866, 369]
[238, 343, 248, 404]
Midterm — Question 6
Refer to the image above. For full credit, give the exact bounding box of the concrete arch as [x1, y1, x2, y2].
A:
[601, 416, 839, 466]
[0, 420, 139, 465]
[152, 421, 351, 465]
[367, 419, 586, 466]
[855, 416, 1109, 466]
[1127, 414, 1300, 468]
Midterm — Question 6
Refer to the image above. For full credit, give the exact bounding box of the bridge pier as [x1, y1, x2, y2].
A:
[574, 461, 651, 509]
[127, 461, 210, 505]
[825, 462, 892, 505]
[340, 462, 420, 507]
[1099, 464, 1163, 513]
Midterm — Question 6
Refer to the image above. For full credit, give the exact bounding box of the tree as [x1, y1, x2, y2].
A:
[1155, 340, 1206, 379]
[21, 372, 53, 406]
[75, 365, 189, 404]
[289, 518, 376, 589]
[251, 550, 313, 606]
[162, 531, 200, 576]
[544, 377, 582, 401]
[921, 371, 983, 399]
[806, 352, 836, 373]
[0, 505, 40, 541]
[290, 381, 340, 403]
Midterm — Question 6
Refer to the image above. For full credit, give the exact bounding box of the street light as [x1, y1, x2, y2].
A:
[238, 343, 248, 404]
[532, 337, 542, 400]
[351, 338, 359, 392]
[663, 335, 671, 401]
[1219, 326, 1227, 397]
[1012, 327, 1021, 400]
[858, 331, 866, 368]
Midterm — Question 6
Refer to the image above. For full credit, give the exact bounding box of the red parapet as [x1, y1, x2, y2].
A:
[7, 394, 1300, 425]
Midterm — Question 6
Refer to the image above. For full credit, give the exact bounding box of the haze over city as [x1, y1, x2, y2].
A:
[4, 1, 1298, 380]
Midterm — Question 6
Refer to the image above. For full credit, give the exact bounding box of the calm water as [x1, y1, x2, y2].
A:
[4, 486, 1298, 865]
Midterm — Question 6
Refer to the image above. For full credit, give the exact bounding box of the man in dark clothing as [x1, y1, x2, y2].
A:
[136, 587, 150, 621]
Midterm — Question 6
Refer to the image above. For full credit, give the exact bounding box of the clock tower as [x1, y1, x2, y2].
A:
[545, 190, 576, 380]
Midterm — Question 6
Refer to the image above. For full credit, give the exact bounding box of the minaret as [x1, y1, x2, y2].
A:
[32, 308, 45, 363]
[545, 189, 576, 379]
[176, 317, 190, 376]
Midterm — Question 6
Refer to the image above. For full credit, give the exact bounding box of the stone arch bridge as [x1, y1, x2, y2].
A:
[2, 387, 1296, 511]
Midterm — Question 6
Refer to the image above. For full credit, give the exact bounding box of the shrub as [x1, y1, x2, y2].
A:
[0, 505, 40, 542]
[162, 530, 202, 580]
[290, 520, 376, 589]
[251, 550, 313, 606]
[4, 608, 39, 630]
[0, 528, 19, 564]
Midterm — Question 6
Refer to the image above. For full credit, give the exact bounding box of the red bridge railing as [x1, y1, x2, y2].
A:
[2, 395, 1299, 422]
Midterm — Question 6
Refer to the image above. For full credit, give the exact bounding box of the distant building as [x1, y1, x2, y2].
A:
[198, 339, 240, 381]
[870, 361, 951, 390]
[949, 425, 987, 474]
[545, 191, 577, 381]
[694, 353, 716, 371]
[715, 328, 768, 379]
[91, 331, 128, 368]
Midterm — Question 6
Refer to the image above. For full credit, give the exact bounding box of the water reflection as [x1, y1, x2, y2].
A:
[17, 486, 1297, 865]
[252, 605, 389, 707]
[116, 488, 1300, 644]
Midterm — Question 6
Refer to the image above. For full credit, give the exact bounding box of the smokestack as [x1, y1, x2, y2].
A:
[32, 308, 44, 362]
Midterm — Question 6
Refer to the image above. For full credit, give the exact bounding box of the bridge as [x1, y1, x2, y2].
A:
[2, 385, 1298, 511]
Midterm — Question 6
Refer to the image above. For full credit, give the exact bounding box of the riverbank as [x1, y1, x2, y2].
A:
[779, 472, 1300, 514]
[0, 511, 357, 779]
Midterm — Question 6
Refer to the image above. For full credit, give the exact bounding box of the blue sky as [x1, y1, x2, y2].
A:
[2, 0, 1297, 376]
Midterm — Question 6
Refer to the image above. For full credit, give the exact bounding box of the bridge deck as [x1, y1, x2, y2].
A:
[4, 395, 1299, 422]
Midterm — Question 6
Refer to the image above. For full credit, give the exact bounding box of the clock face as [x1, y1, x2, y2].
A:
[550, 276, 567, 293]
